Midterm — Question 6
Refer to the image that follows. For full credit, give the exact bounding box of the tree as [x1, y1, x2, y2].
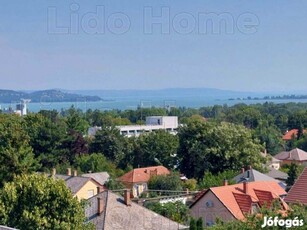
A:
[286, 163, 299, 189]
[89, 126, 125, 164]
[75, 153, 123, 177]
[198, 170, 237, 190]
[0, 115, 38, 186]
[129, 130, 179, 169]
[65, 107, 89, 134]
[0, 174, 94, 230]
[148, 172, 182, 193]
[178, 120, 265, 180]
[196, 217, 204, 230]
[23, 113, 68, 169]
[145, 201, 189, 224]
[189, 218, 197, 230]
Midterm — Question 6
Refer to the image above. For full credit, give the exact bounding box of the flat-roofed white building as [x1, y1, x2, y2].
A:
[118, 116, 178, 137]
[88, 116, 179, 137]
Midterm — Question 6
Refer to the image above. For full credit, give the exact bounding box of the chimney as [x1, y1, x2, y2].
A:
[124, 189, 131, 206]
[241, 168, 245, 174]
[67, 168, 72, 176]
[243, 181, 248, 194]
[264, 149, 267, 156]
[73, 170, 78, 177]
[223, 179, 228, 186]
[248, 165, 252, 170]
[97, 197, 104, 215]
[51, 168, 56, 177]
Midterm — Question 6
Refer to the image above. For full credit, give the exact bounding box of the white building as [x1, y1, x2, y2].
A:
[88, 116, 179, 137]
[118, 116, 178, 137]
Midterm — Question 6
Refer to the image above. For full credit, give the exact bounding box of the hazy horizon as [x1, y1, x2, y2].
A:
[1, 1, 307, 92]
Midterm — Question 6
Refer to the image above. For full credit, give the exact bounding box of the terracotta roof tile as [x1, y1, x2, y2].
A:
[285, 167, 307, 205]
[118, 166, 170, 183]
[283, 129, 307, 141]
[233, 192, 252, 214]
[283, 129, 299, 141]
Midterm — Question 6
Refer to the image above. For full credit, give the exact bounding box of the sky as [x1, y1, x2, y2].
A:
[0, 0, 307, 92]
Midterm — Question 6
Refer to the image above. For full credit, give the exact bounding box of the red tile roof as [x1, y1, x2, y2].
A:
[275, 148, 307, 162]
[285, 167, 307, 205]
[282, 129, 307, 141]
[191, 181, 288, 220]
[118, 166, 170, 183]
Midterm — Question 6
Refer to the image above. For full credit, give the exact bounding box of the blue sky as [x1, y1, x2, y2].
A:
[0, 0, 307, 91]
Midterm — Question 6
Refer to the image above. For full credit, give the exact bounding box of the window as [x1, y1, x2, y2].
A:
[87, 189, 95, 198]
[251, 203, 260, 214]
[206, 200, 214, 208]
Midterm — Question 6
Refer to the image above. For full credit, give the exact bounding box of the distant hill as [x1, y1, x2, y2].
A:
[0, 89, 102, 103]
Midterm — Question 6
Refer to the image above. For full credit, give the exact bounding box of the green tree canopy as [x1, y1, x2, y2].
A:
[145, 201, 189, 224]
[0, 174, 93, 230]
[75, 153, 123, 177]
[0, 115, 38, 186]
[129, 130, 179, 169]
[178, 120, 265, 180]
[148, 172, 183, 192]
[89, 126, 125, 164]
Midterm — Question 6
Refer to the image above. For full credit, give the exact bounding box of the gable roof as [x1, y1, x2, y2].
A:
[118, 166, 170, 183]
[265, 167, 288, 181]
[82, 172, 110, 186]
[275, 148, 307, 161]
[191, 181, 287, 220]
[285, 167, 307, 205]
[233, 168, 277, 183]
[53, 175, 101, 194]
[85, 191, 188, 230]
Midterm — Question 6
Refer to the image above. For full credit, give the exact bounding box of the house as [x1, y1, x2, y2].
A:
[285, 167, 307, 205]
[118, 166, 170, 197]
[282, 129, 307, 141]
[190, 181, 288, 227]
[50, 168, 104, 200]
[261, 150, 281, 170]
[85, 190, 188, 230]
[274, 148, 307, 166]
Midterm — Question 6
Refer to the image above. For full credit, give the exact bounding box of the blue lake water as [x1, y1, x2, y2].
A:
[2, 95, 307, 112]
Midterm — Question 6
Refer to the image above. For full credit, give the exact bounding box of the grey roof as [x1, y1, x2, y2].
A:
[266, 167, 288, 181]
[53, 175, 95, 194]
[233, 169, 277, 183]
[85, 191, 188, 230]
[0, 226, 18, 230]
[82, 172, 110, 186]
